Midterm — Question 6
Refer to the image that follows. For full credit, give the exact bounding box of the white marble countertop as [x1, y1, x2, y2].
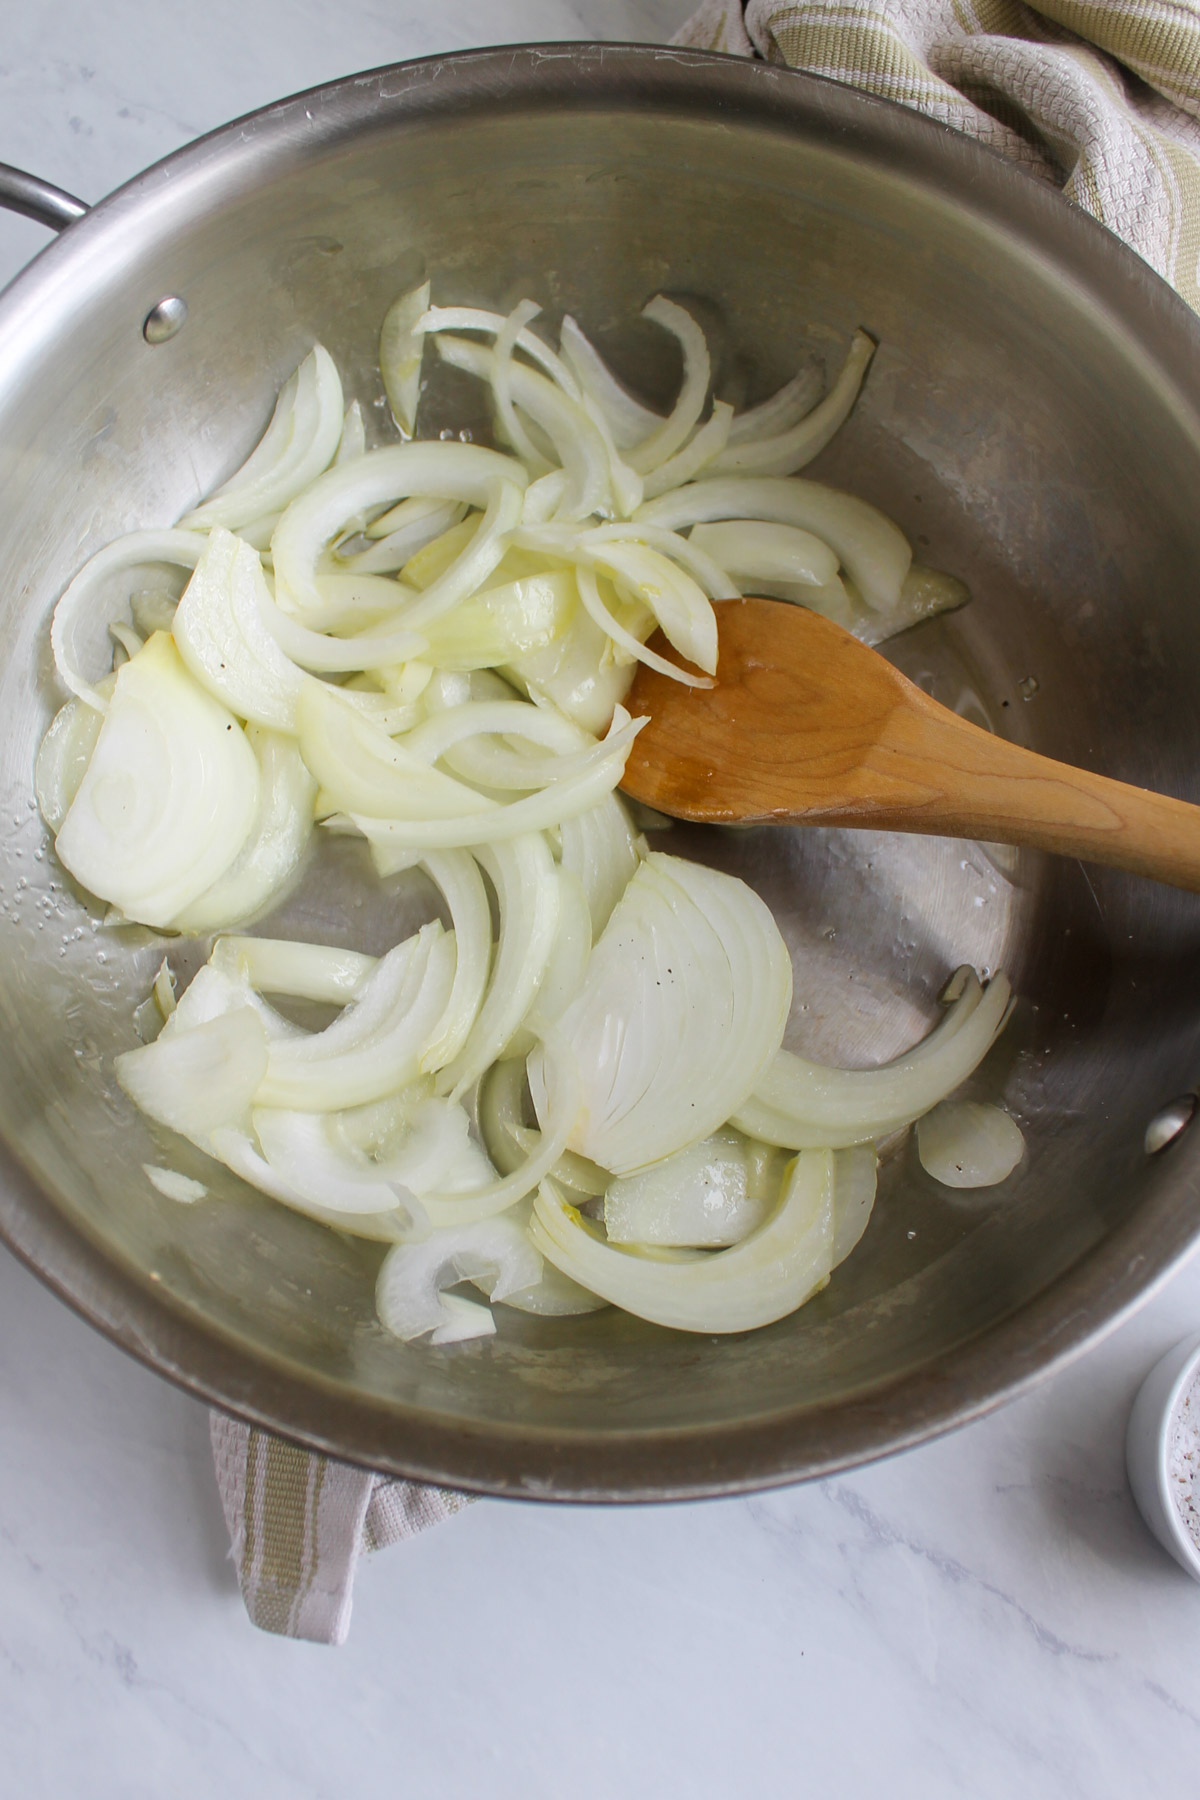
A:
[3, 4, 1200, 1795]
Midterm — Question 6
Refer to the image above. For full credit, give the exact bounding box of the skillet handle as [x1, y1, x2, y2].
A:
[0, 162, 88, 231]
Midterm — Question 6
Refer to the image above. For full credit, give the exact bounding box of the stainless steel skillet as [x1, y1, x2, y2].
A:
[1, 43, 1199, 1500]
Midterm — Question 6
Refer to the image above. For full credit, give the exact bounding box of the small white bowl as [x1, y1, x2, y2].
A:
[1126, 1333, 1200, 1581]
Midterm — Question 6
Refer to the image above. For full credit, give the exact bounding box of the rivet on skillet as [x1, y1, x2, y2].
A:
[1144, 1095, 1197, 1155]
[142, 296, 188, 344]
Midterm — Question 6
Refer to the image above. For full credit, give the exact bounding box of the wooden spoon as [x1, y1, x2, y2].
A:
[621, 598, 1200, 892]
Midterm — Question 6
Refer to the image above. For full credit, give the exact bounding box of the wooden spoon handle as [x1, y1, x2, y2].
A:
[818, 691, 1200, 891]
[624, 602, 1200, 893]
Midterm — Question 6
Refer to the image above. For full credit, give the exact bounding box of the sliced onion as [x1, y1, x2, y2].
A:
[434, 335, 612, 521]
[476, 1057, 608, 1201]
[732, 970, 1012, 1148]
[522, 519, 740, 602]
[163, 959, 303, 1042]
[557, 792, 643, 935]
[236, 513, 281, 554]
[492, 298, 554, 470]
[530, 1148, 835, 1334]
[376, 1212, 543, 1344]
[258, 578, 425, 674]
[270, 441, 527, 620]
[832, 1145, 878, 1267]
[170, 727, 316, 934]
[109, 620, 144, 665]
[421, 1032, 580, 1226]
[489, 1253, 608, 1317]
[400, 515, 479, 589]
[437, 833, 560, 1097]
[153, 959, 178, 1019]
[417, 850, 493, 1075]
[535, 852, 793, 1175]
[476, 1055, 535, 1172]
[311, 569, 415, 618]
[352, 708, 643, 853]
[51, 529, 208, 712]
[172, 527, 311, 731]
[713, 332, 875, 476]
[380, 280, 431, 436]
[559, 314, 662, 449]
[59, 278, 988, 1355]
[636, 476, 912, 615]
[339, 498, 466, 574]
[180, 346, 345, 529]
[277, 573, 412, 634]
[250, 1106, 429, 1222]
[583, 539, 718, 674]
[641, 400, 733, 500]
[331, 1092, 493, 1197]
[297, 683, 494, 821]
[255, 921, 457, 1111]
[604, 1128, 770, 1248]
[505, 596, 636, 735]
[144, 1165, 206, 1204]
[54, 632, 260, 928]
[688, 520, 840, 590]
[115, 1006, 269, 1151]
[211, 934, 376, 1002]
[505, 867, 592, 1060]
[209, 1124, 417, 1242]
[521, 470, 568, 525]
[130, 586, 182, 638]
[916, 1101, 1025, 1189]
[335, 400, 366, 466]
[854, 564, 970, 647]
[574, 565, 713, 691]
[744, 575, 856, 626]
[400, 695, 588, 771]
[727, 364, 823, 445]
[576, 390, 645, 518]
[515, 523, 721, 674]
[627, 297, 711, 474]
[35, 692, 107, 831]
[420, 570, 574, 671]
[415, 304, 582, 399]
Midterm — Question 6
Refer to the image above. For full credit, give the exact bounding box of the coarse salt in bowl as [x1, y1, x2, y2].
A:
[1126, 1333, 1200, 1582]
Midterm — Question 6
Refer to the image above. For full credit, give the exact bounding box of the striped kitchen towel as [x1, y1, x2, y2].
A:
[675, 0, 1200, 311]
[210, 1413, 471, 1645]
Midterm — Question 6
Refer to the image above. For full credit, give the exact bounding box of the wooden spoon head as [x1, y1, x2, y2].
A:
[621, 598, 915, 825]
